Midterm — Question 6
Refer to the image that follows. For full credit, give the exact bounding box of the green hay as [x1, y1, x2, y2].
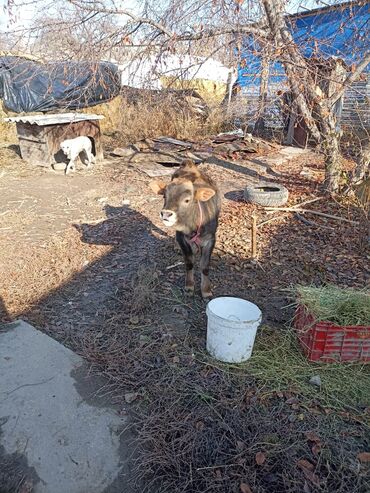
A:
[297, 284, 370, 326]
[203, 327, 370, 411]
[243, 328, 370, 410]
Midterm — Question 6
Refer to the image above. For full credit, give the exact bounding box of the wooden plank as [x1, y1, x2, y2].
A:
[18, 137, 50, 167]
[285, 110, 296, 145]
[251, 214, 257, 258]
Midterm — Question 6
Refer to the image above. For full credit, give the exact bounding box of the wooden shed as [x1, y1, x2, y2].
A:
[5, 113, 104, 168]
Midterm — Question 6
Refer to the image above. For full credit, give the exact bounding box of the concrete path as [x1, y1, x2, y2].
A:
[0, 320, 130, 493]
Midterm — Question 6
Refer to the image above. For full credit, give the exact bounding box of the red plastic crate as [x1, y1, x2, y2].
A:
[294, 305, 370, 363]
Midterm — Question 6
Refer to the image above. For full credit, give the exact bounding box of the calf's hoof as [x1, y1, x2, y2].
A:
[201, 290, 213, 299]
[174, 243, 181, 253]
[185, 285, 194, 296]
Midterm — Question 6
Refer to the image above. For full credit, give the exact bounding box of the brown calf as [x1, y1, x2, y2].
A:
[150, 160, 221, 298]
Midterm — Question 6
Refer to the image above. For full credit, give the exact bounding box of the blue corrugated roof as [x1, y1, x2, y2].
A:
[237, 2, 370, 89]
[291, 2, 369, 63]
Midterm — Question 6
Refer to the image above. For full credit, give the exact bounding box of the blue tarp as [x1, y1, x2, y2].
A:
[291, 2, 369, 64]
[237, 2, 370, 90]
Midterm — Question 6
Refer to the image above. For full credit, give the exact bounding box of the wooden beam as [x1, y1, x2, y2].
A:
[251, 214, 257, 258]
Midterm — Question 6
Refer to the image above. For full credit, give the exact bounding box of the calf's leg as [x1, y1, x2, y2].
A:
[176, 231, 195, 294]
[200, 237, 215, 298]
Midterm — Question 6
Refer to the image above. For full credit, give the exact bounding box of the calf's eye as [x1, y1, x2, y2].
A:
[184, 198, 191, 204]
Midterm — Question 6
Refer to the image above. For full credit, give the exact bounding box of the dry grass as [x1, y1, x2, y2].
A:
[81, 90, 225, 145]
[296, 285, 370, 327]
[79, 277, 370, 493]
[0, 426, 36, 493]
[115, 92, 225, 144]
[0, 101, 17, 143]
[161, 76, 228, 105]
[130, 265, 160, 316]
[0, 228, 109, 319]
[80, 95, 123, 135]
[244, 327, 370, 410]
[1, 137, 369, 493]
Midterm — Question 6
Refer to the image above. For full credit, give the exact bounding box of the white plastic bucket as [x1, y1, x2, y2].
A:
[206, 297, 262, 363]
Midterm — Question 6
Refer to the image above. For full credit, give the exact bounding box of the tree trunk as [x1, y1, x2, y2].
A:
[261, 0, 322, 142]
[322, 132, 342, 191]
[352, 140, 370, 185]
[260, 0, 354, 192]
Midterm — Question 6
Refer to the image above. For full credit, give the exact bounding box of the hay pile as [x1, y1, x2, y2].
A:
[80, 95, 124, 135]
[0, 101, 17, 143]
[161, 76, 227, 105]
[297, 285, 370, 326]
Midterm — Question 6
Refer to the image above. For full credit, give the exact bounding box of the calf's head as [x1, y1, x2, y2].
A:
[149, 179, 215, 228]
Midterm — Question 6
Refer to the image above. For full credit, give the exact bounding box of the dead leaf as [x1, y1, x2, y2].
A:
[357, 452, 370, 463]
[286, 397, 299, 405]
[297, 459, 320, 487]
[124, 392, 139, 404]
[312, 444, 321, 457]
[236, 440, 245, 451]
[305, 431, 321, 443]
[302, 468, 320, 487]
[255, 451, 266, 465]
[172, 356, 180, 364]
[215, 469, 222, 479]
[297, 459, 315, 471]
[240, 483, 253, 493]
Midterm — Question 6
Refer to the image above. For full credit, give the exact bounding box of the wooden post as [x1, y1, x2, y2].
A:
[251, 214, 257, 259]
[254, 54, 270, 134]
[285, 105, 296, 145]
[226, 70, 234, 114]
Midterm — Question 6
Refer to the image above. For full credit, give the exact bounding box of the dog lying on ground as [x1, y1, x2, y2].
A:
[60, 136, 95, 174]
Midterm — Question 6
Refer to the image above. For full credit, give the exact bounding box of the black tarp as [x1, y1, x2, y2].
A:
[0, 56, 121, 113]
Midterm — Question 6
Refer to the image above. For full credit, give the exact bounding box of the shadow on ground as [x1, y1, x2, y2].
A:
[0, 172, 368, 493]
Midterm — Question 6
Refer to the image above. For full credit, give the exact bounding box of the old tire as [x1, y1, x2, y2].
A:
[244, 183, 289, 207]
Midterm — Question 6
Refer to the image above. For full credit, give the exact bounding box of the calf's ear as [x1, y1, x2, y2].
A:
[195, 187, 216, 202]
[180, 159, 195, 168]
[149, 180, 166, 195]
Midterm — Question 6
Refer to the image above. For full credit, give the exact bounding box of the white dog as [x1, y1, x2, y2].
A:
[60, 136, 95, 175]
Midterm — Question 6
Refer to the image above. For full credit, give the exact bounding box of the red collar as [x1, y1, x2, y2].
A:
[188, 201, 203, 249]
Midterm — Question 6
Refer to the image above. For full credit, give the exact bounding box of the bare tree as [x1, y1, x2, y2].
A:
[3, 0, 369, 190]
[260, 0, 369, 191]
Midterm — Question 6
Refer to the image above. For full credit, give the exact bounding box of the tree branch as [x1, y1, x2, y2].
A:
[178, 24, 268, 41]
[68, 0, 267, 41]
[68, 0, 175, 37]
[327, 51, 370, 107]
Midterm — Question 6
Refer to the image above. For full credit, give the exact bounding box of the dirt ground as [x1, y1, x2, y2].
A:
[0, 139, 369, 493]
[0, 140, 368, 326]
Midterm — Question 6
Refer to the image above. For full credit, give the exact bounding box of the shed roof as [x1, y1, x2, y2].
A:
[237, 1, 369, 89]
[289, 1, 369, 66]
[5, 113, 104, 126]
